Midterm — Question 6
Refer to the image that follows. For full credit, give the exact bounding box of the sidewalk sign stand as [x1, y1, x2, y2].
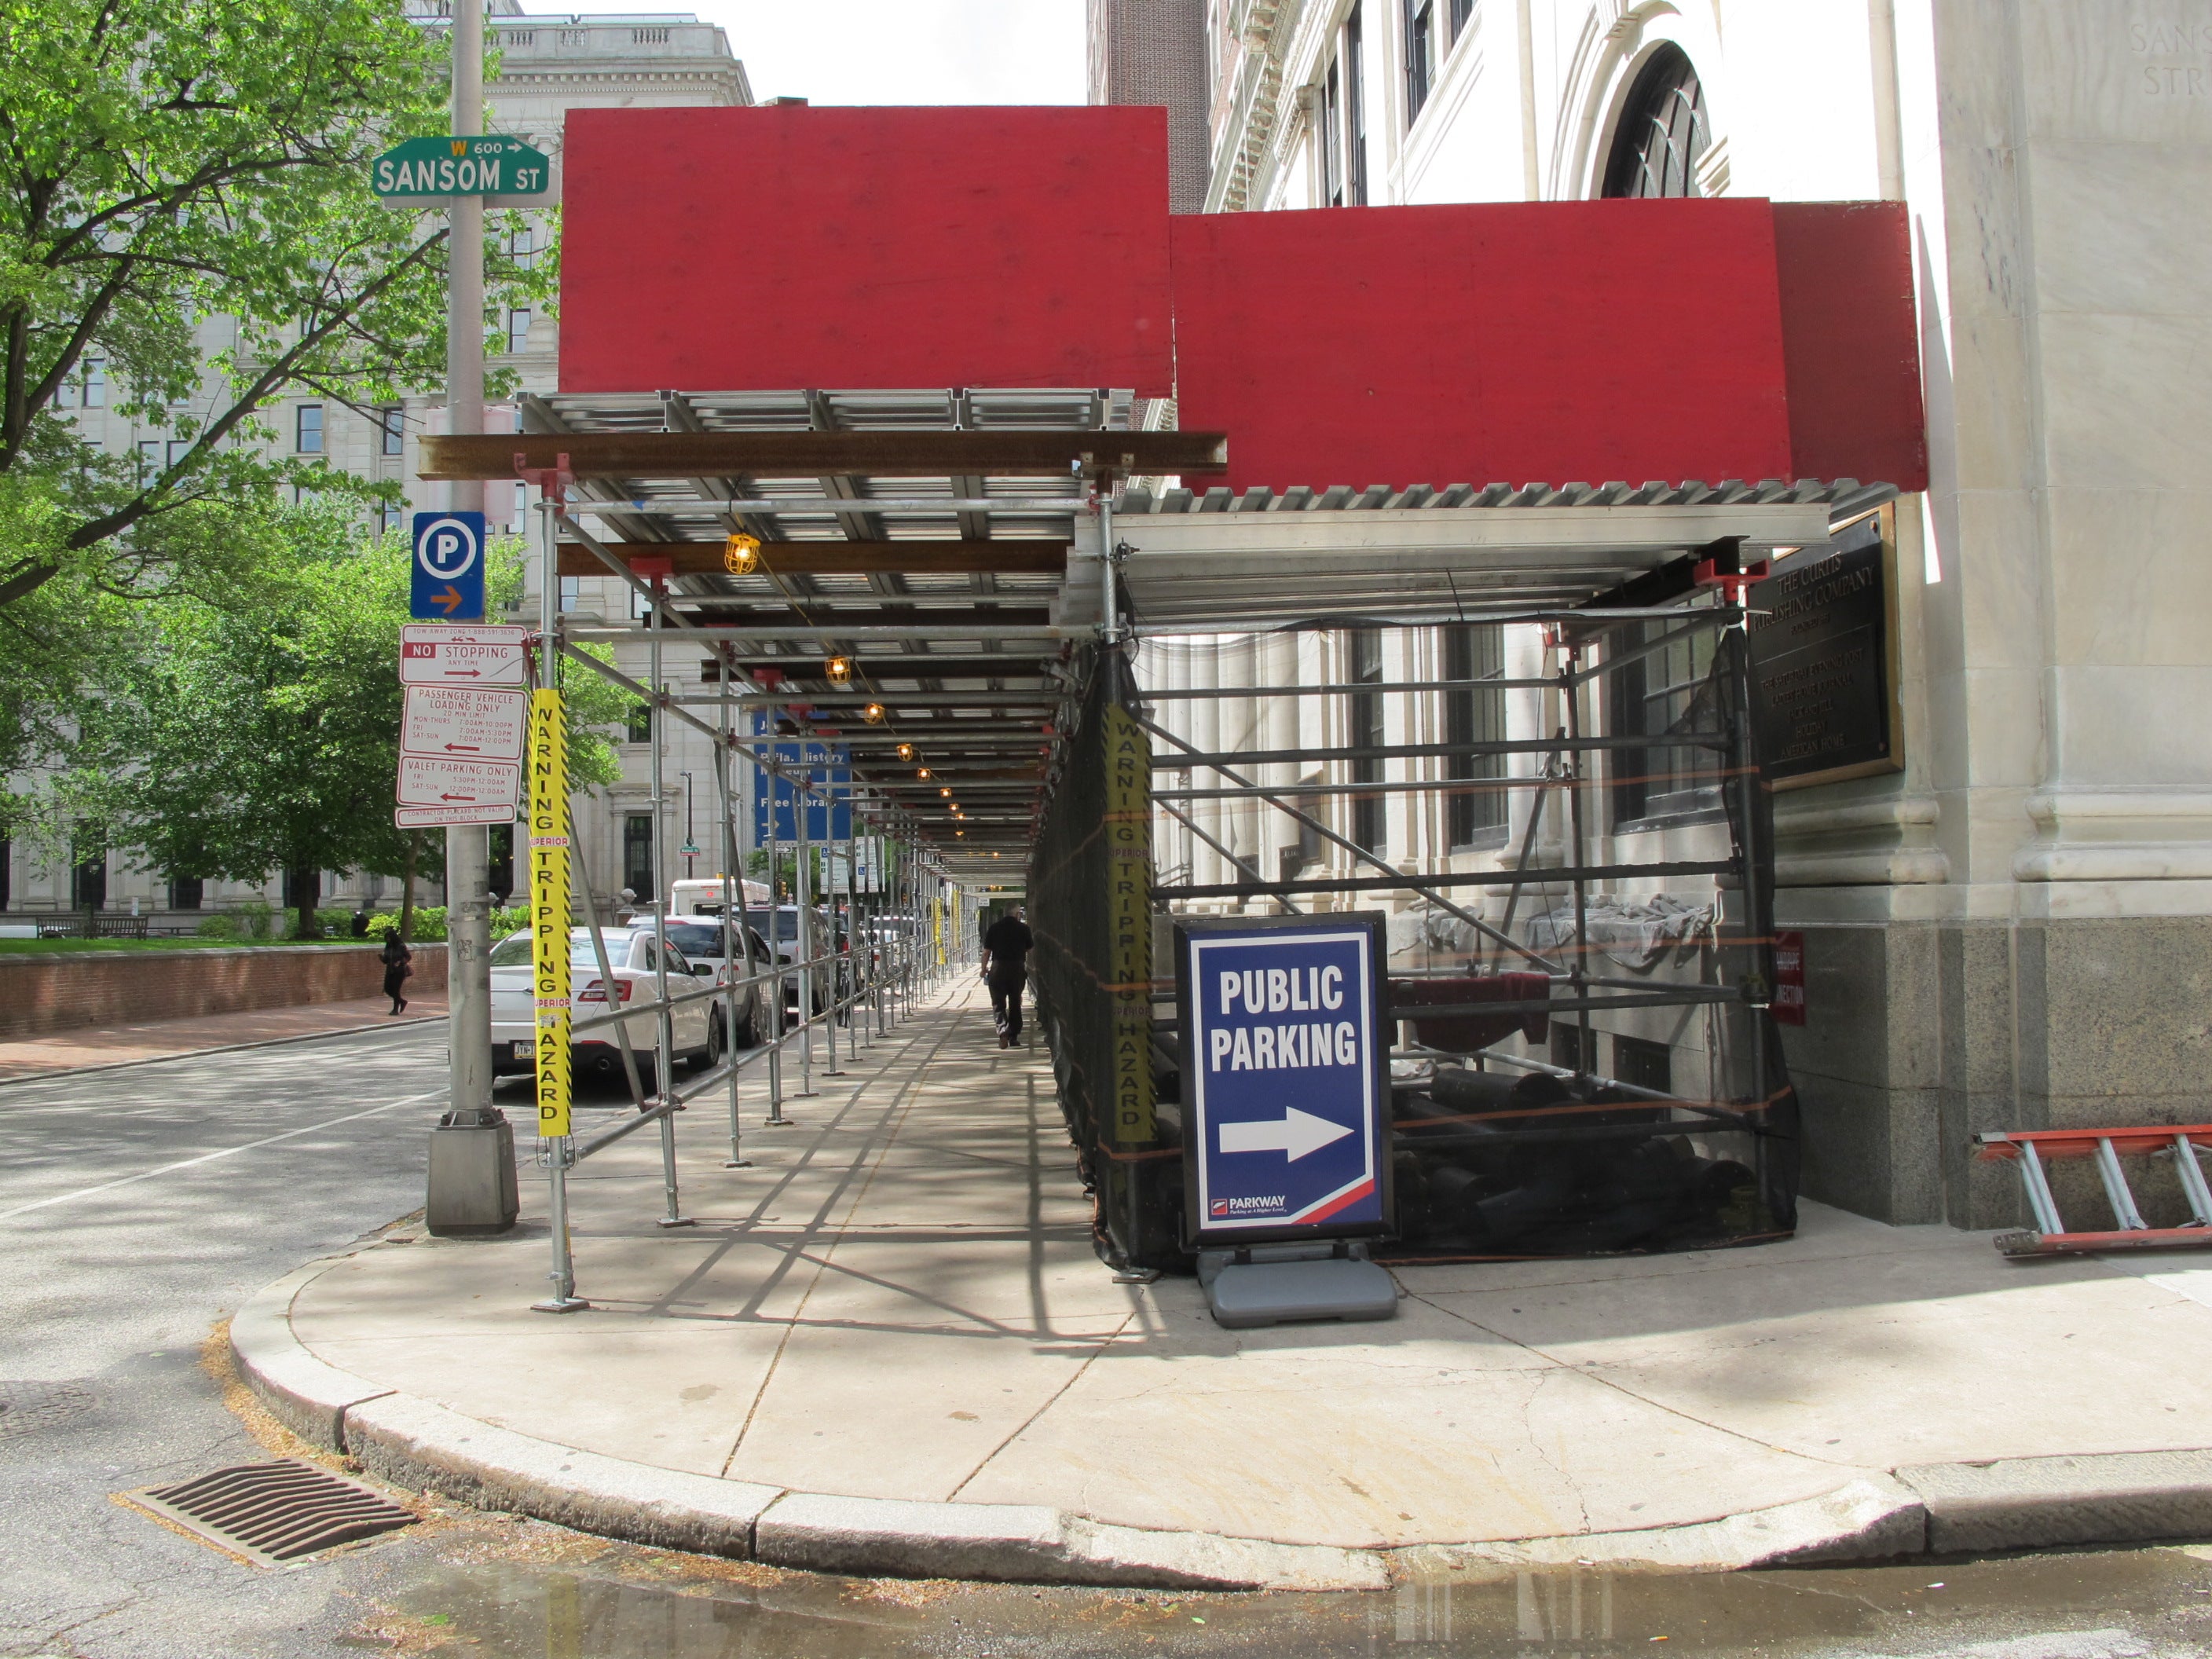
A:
[1177, 913, 1398, 1329]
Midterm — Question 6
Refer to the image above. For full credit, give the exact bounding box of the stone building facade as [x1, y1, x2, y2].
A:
[1105, 0, 2212, 1229]
[20, 6, 752, 929]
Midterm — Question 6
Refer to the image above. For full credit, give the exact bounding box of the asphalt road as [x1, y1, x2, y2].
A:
[3, 1022, 2212, 1659]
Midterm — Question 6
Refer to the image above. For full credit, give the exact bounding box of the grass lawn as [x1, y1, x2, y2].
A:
[0, 936, 379, 954]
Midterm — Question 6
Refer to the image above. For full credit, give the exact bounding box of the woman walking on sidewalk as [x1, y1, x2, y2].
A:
[380, 933, 413, 1015]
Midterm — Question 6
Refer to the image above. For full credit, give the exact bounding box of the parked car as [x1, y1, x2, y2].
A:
[660, 917, 773, 1050]
[488, 925, 719, 1090]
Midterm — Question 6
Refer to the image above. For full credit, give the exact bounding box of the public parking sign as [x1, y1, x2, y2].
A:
[1178, 914, 1391, 1243]
[411, 511, 486, 621]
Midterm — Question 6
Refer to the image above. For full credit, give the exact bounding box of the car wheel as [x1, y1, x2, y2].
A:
[703, 1013, 727, 1068]
[734, 998, 759, 1048]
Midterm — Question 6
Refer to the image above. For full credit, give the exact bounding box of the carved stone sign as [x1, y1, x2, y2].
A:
[1748, 514, 1898, 786]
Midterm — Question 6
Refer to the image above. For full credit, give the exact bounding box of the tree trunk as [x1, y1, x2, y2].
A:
[399, 831, 420, 943]
[290, 866, 320, 940]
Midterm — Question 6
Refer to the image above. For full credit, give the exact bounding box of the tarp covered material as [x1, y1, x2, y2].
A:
[1525, 895, 1716, 973]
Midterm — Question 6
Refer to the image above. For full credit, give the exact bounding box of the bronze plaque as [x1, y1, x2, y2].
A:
[1748, 514, 1899, 785]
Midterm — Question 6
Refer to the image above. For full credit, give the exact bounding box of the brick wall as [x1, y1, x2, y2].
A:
[0, 944, 451, 1042]
[1088, 0, 1210, 213]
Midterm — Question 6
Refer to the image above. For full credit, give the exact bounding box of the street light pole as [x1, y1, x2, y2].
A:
[444, 0, 493, 1124]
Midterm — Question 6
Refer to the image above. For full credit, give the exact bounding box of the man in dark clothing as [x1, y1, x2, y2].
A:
[980, 906, 1034, 1049]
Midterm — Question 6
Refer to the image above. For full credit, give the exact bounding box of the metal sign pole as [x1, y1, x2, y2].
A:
[648, 596, 688, 1229]
[761, 699, 787, 1124]
[443, 0, 493, 1127]
[795, 753, 817, 1097]
[716, 673, 749, 1168]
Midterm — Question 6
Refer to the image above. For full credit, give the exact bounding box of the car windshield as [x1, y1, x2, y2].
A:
[745, 910, 802, 942]
[665, 922, 726, 958]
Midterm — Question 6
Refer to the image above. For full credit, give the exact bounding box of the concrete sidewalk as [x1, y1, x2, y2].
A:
[0, 992, 447, 1082]
[236, 980, 2212, 1588]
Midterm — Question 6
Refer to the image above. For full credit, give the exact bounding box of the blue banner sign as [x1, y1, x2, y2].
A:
[410, 511, 485, 621]
[749, 716, 853, 845]
[1178, 914, 1391, 1243]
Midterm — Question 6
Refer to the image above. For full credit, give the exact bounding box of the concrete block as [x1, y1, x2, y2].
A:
[1062, 1520, 1388, 1591]
[755, 1492, 1071, 1582]
[753, 1492, 1387, 1590]
[344, 1393, 782, 1558]
[1393, 1478, 1927, 1577]
[228, 1261, 391, 1448]
[1897, 1450, 2212, 1554]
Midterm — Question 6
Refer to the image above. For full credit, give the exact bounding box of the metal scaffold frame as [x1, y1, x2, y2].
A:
[422, 398, 1889, 1284]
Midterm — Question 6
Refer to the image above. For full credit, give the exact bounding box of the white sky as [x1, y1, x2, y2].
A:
[658, 1, 1086, 106]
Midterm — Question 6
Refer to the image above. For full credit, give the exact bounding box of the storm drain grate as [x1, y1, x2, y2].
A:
[128, 1459, 417, 1566]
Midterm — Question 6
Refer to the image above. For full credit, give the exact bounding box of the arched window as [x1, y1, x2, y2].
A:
[1602, 44, 1710, 199]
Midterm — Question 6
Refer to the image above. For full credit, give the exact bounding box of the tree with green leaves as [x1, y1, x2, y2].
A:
[69, 525, 634, 939]
[0, 0, 548, 608]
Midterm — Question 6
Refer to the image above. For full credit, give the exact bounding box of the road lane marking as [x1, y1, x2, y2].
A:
[0, 1088, 449, 1223]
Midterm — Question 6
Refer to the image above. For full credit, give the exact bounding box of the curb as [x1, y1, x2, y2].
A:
[232, 1255, 2212, 1589]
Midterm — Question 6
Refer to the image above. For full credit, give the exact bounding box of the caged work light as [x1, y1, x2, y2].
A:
[864, 703, 886, 723]
[723, 532, 762, 576]
[895, 741, 914, 760]
[826, 656, 853, 687]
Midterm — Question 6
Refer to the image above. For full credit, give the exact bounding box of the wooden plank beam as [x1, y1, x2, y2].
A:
[557, 541, 1065, 579]
[423, 430, 1227, 481]
[670, 604, 1053, 630]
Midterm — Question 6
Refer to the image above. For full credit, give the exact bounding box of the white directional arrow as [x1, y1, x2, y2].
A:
[1219, 1108, 1354, 1162]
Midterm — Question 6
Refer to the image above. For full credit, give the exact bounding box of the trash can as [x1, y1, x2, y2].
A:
[425, 1108, 519, 1236]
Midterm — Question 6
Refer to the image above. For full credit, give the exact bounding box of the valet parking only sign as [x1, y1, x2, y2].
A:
[1178, 914, 1391, 1243]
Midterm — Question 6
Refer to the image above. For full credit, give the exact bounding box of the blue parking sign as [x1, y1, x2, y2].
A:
[411, 511, 486, 621]
[1178, 914, 1392, 1243]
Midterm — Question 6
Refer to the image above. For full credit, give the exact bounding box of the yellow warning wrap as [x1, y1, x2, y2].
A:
[528, 688, 572, 1138]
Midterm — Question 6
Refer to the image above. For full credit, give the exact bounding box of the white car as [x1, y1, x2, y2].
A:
[489, 925, 719, 1090]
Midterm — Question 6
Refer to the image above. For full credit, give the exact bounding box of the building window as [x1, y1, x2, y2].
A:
[82, 358, 105, 407]
[1346, 9, 1370, 205]
[377, 503, 405, 536]
[1602, 43, 1710, 199]
[1444, 624, 1507, 847]
[1449, 0, 1474, 39]
[1347, 629, 1386, 855]
[507, 308, 532, 354]
[1321, 57, 1345, 207]
[558, 574, 580, 613]
[137, 439, 163, 480]
[0, 838, 10, 911]
[1551, 1022, 1596, 1073]
[379, 406, 405, 456]
[1404, 0, 1435, 123]
[296, 404, 324, 453]
[71, 852, 107, 912]
[50, 375, 75, 410]
[625, 701, 653, 742]
[510, 225, 537, 269]
[166, 438, 189, 469]
[168, 876, 203, 910]
[622, 813, 655, 898]
[1608, 613, 1722, 826]
[1614, 1034, 1673, 1094]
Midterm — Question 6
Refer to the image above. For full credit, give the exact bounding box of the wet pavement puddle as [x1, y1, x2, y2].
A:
[357, 1525, 2212, 1657]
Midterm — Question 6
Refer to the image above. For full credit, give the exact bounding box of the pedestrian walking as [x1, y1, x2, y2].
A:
[980, 906, 1034, 1049]
[380, 932, 413, 1015]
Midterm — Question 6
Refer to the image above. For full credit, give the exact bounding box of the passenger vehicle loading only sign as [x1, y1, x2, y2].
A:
[1177, 914, 1392, 1243]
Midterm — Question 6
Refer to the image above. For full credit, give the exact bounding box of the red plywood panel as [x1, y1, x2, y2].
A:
[1169, 201, 1795, 494]
[1772, 202, 1928, 492]
[558, 106, 1174, 396]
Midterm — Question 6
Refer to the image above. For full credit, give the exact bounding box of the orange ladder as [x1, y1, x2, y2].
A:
[1976, 1126, 2212, 1258]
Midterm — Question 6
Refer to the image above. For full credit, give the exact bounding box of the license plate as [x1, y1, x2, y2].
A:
[511, 1041, 532, 1059]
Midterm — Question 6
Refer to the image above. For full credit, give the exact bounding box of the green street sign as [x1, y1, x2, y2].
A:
[372, 134, 555, 204]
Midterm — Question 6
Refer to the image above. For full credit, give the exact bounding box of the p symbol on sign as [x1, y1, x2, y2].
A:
[416, 515, 480, 580]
